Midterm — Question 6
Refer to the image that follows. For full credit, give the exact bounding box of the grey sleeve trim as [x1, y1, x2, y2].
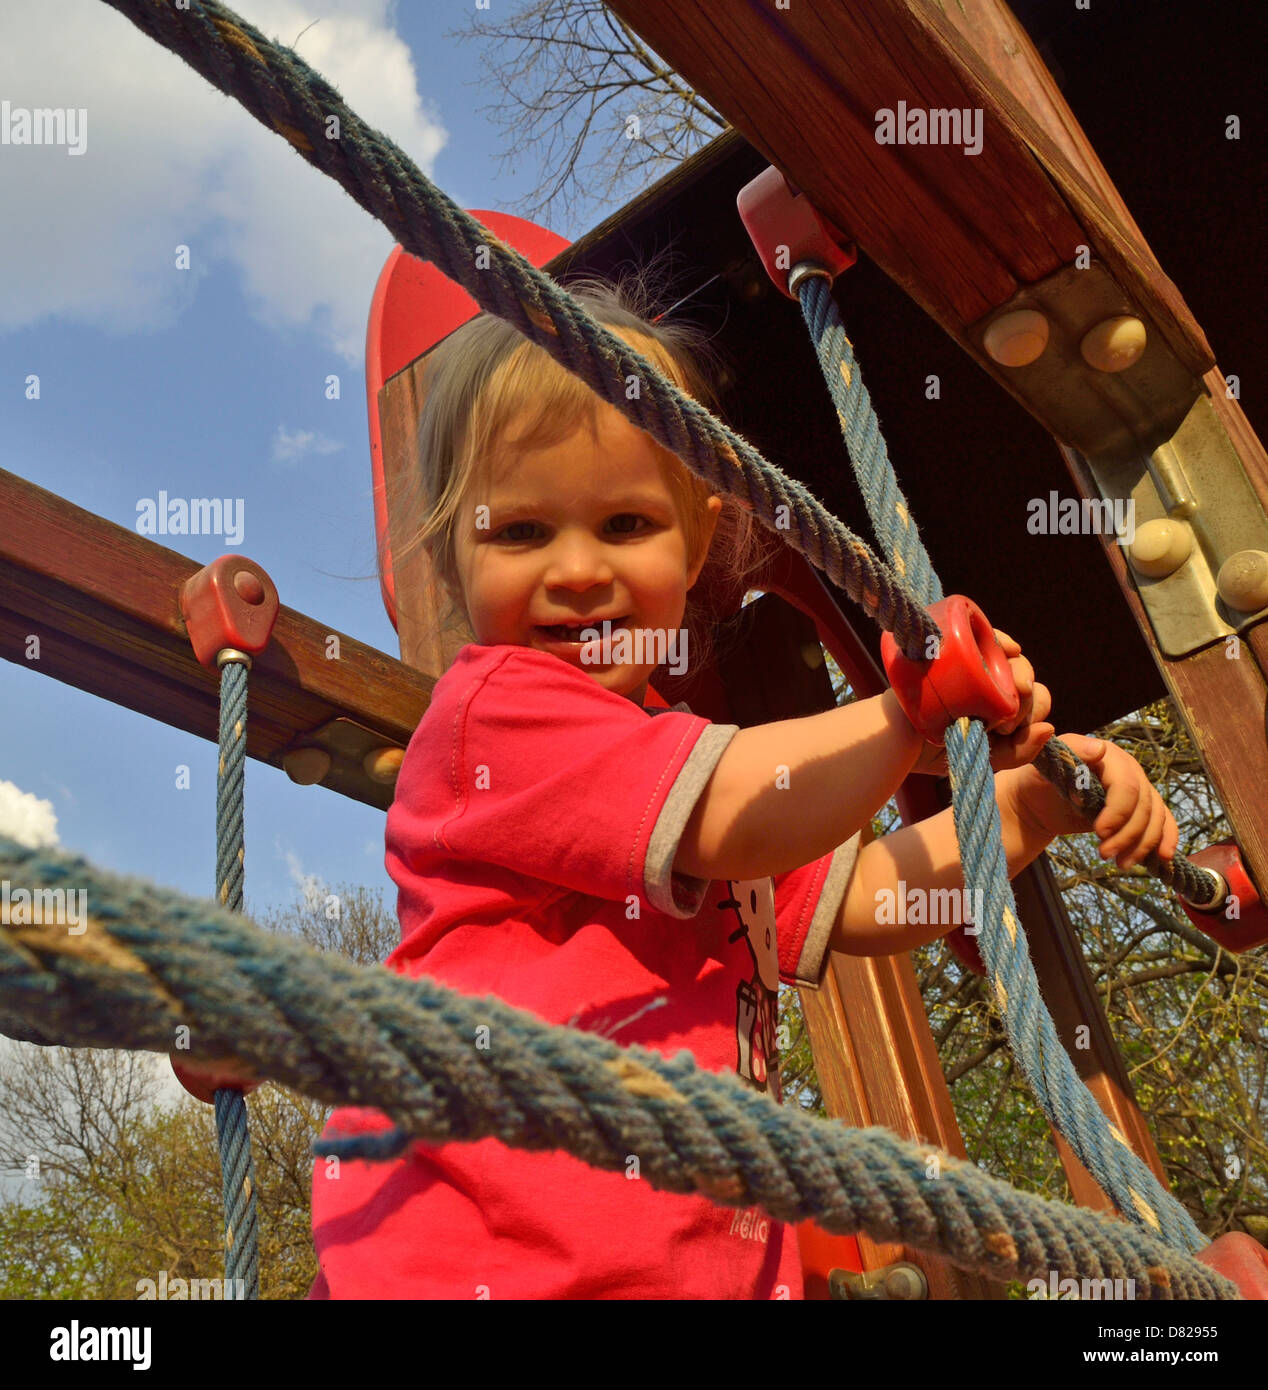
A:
[792, 830, 863, 989]
[643, 723, 740, 918]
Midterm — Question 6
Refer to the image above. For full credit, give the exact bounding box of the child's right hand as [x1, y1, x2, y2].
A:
[910, 629, 1054, 776]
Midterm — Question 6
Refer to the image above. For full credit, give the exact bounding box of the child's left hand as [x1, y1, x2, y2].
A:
[1006, 731, 1179, 869]
[910, 629, 1054, 776]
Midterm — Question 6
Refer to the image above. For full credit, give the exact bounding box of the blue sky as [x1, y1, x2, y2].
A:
[1, 0, 644, 924]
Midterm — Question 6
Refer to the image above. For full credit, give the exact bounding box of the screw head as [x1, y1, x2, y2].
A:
[1080, 315, 1147, 373]
[983, 309, 1050, 367]
[282, 747, 331, 786]
[363, 747, 405, 784]
[1129, 518, 1193, 579]
[1216, 549, 1268, 613]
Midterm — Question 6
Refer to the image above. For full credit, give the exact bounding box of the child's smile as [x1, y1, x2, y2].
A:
[452, 404, 720, 702]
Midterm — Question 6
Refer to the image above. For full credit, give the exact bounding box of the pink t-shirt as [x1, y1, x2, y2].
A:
[309, 643, 861, 1299]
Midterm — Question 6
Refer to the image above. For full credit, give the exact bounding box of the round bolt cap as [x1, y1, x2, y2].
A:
[283, 747, 331, 786]
[1080, 315, 1147, 373]
[801, 640, 826, 670]
[1129, 518, 1193, 579]
[233, 570, 266, 605]
[1216, 549, 1268, 613]
[983, 309, 1049, 367]
[363, 747, 405, 784]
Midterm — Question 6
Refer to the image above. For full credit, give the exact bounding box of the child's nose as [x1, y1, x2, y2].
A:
[544, 534, 616, 588]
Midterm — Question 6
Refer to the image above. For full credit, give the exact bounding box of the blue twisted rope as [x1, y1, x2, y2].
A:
[796, 273, 1205, 1252]
[211, 657, 260, 1298]
[0, 836, 1238, 1299]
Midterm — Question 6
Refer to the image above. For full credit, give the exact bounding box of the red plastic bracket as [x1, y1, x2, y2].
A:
[171, 1057, 261, 1105]
[181, 556, 280, 668]
[1194, 1231, 1268, 1299]
[880, 595, 1019, 745]
[1178, 839, 1268, 953]
[736, 166, 857, 299]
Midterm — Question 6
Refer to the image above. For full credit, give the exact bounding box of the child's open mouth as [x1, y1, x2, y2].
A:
[535, 617, 628, 643]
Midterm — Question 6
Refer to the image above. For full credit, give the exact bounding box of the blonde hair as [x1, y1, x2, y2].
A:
[392, 272, 773, 677]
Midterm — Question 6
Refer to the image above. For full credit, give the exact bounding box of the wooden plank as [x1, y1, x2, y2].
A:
[603, 0, 1212, 378]
[0, 468, 433, 808]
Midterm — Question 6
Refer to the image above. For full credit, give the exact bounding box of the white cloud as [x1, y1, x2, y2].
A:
[0, 0, 448, 363]
[271, 424, 345, 464]
[0, 780, 60, 849]
[282, 843, 326, 911]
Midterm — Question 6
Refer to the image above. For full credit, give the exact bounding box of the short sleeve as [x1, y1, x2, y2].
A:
[773, 831, 863, 988]
[392, 644, 741, 918]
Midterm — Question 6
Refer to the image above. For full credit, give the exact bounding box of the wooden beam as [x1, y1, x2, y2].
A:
[0, 469, 432, 810]
[603, 0, 1212, 377]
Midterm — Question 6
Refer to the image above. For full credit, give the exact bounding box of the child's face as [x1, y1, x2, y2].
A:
[452, 404, 721, 703]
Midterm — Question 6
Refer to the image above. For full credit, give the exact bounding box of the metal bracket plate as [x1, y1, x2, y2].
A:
[969, 261, 1202, 463]
[277, 717, 404, 811]
[971, 262, 1268, 658]
[1078, 395, 1268, 658]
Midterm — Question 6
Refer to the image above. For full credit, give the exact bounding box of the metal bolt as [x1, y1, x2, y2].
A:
[282, 747, 331, 786]
[1080, 315, 1147, 373]
[983, 309, 1049, 367]
[363, 747, 405, 784]
[1216, 549, 1268, 613]
[1129, 518, 1193, 579]
[883, 1263, 929, 1300]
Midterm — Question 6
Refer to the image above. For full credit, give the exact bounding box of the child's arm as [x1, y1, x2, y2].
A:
[676, 629, 1049, 884]
[675, 688, 927, 881]
[831, 732, 1181, 956]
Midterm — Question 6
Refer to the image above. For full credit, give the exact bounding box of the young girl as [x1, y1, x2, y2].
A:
[306, 278, 1178, 1300]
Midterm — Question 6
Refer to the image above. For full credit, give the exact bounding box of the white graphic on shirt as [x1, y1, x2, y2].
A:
[716, 878, 781, 1100]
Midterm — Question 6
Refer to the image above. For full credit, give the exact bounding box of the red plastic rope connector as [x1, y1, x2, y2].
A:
[1195, 1231, 1268, 1299]
[880, 595, 1020, 745]
[736, 165, 857, 298]
[180, 555, 279, 668]
[1178, 839, 1268, 952]
[171, 1058, 261, 1105]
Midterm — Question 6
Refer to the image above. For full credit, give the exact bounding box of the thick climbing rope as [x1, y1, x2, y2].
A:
[88, 0, 1227, 1253]
[93, 0, 1224, 920]
[797, 274, 1206, 1253]
[0, 836, 1239, 1299]
[210, 657, 260, 1297]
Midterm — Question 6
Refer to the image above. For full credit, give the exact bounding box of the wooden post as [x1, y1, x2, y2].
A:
[717, 593, 1001, 1299]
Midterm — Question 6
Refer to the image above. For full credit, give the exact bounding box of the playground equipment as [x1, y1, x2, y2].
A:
[2, 0, 1267, 1300]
